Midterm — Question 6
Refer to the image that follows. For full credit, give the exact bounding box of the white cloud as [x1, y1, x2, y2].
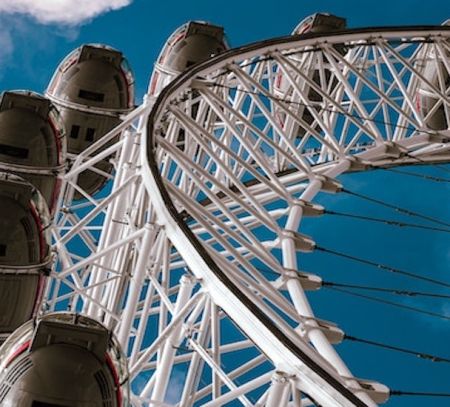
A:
[165, 368, 186, 405]
[0, 0, 132, 25]
[0, 20, 13, 62]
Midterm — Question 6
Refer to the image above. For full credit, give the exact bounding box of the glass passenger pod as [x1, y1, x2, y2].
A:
[47, 43, 135, 113]
[46, 44, 136, 198]
[274, 12, 346, 91]
[0, 173, 51, 343]
[273, 13, 346, 134]
[148, 21, 229, 153]
[416, 19, 450, 131]
[0, 313, 130, 407]
[0, 91, 66, 214]
[148, 21, 229, 96]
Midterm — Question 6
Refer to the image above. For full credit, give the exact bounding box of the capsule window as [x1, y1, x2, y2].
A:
[70, 125, 80, 139]
[78, 89, 105, 102]
[85, 128, 96, 142]
[0, 144, 29, 159]
[32, 401, 67, 407]
[0, 244, 5, 256]
[177, 128, 186, 151]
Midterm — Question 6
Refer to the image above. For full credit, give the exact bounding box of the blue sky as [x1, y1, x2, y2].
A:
[0, 0, 449, 406]
[2, 0, 450, 100]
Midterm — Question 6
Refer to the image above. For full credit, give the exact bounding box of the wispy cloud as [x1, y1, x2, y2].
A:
[0, 0, 132, 25]
[0, 1, 133, 82]
[0, 19, 13, 64]
[165, 368, 187, 405]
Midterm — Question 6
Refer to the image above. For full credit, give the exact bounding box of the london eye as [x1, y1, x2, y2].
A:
[0, 8, 449, 407]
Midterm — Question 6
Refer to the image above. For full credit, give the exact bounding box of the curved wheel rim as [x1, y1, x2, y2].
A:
[46, 26, 450, 407]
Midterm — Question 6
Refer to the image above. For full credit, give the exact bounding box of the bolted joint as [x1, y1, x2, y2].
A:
[297, 317, 345, 344]
[266, 370, 291, 407]
[343, 377, 390, 404]
[380, 141, 403, 158]
[271, 370, 290, 384]
[61, 206, 72, 214]
[180, 273, 197, 286]
[283, 268, 322, 290]
[347, 156, 371, 171]
[399, 131, 448, 148]
[314, 175, 343, 193]
[282, 230, 316, 252]
[360, 140, 404, 161]
[293, 199, 325, 217]
[436, 129, 450, 142]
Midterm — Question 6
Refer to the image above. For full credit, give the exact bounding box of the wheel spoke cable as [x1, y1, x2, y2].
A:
[390, 390, 450, 398]
[316, 246, 450, 289]
[403, 152, 450, 175]
[342, 188, 450, 228]
[380, 166, 450, 183]
[325, 209, 450, 233]
[322, 281, 450, 299]
[344, 334, 450, 363]
[326, 286, 450, 321]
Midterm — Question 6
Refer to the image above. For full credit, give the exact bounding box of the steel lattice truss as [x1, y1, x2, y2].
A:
[45, 28, 449, 407]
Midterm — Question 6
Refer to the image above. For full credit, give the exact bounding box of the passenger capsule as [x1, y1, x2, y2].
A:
[0, 173, 51, 344]
[46, 44, 135, 197]
[0, 91, 65, 215]
[149, 21, 228, 151]
[292, 12, 346, 35]
[0, 313, 130, 406]
[274, 13, 346, 138]
[416, 19, 450, 130]
[148, 21, 228, 96]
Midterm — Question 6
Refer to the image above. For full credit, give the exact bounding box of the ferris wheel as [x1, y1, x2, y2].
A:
[0, 15, 449, 407]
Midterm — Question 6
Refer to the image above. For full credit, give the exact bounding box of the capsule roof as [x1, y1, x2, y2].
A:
[0, 90, 65, 169]
[157, 21, 228, 75]
[293, 13, 346, 35]
[0, 91, 65, 212]
[0, 313, 113, 369]
[0, 312, 129, 406]
[47, 44, 135, 113]
[148, 21, 228, 96]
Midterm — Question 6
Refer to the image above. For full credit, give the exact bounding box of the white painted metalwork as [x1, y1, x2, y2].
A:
[45, 26, 450, 406]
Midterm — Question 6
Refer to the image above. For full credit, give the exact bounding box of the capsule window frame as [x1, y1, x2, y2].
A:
[85, 128, 96, 142]
[69, 125, 80, 139]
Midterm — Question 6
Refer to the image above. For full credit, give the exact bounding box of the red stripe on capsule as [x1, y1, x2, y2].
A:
[31, 273, 47, 317]
[47, 117, 63, 214]
[29, 202, 46, 262]
[105, 352, 123, 406]
[5, 340, 31, 368]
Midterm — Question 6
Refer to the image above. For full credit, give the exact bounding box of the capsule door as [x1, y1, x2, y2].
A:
[0, 91, 65, 214]
[0, 175, 51, 343]
[0, 313, 130, 406]
[47, 44, 135, 198]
